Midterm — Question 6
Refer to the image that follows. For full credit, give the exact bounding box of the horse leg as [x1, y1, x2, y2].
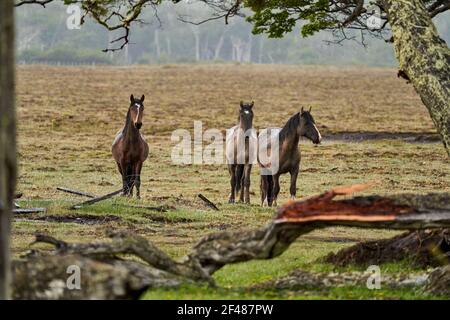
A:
[289, 165, 299, 201]
[261, 175, 269, 207]
[129, 178, 134, 197]
[122, 176, 128, 196]
[123, 162, 134, 196]
[120, 161, 129, 196]
[237, 165, 245, 203]
[116, 162, 126, 195]
[243, 164, 252, 204]
[260, 175, 265, 206]
[128, 164, 137, 198]
[272, 174, 280, 207]
[266, 175, 275, 206]
[228, 165, 236, 203]
[134, 162, 143, 199]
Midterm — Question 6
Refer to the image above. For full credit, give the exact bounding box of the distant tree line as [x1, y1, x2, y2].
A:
[15, 1, 449, 66]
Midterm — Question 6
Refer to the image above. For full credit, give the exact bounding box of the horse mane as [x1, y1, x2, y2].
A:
[279, 112, 300, 143]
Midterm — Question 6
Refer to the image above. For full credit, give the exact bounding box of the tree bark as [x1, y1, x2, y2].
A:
[384, 0, 450, 156]
[425, 265, 450, 295]
[0, 0, 17, 300]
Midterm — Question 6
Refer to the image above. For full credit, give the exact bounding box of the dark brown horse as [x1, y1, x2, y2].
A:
[112, 95, 149, 198]
[226, 101, 256, 203]
[258, 107, 321, 207]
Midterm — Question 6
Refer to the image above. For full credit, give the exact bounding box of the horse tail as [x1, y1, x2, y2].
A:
[235, 165, 244, 193]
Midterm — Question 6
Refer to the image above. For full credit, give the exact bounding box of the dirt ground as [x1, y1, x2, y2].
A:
[13, 64, 449, 299]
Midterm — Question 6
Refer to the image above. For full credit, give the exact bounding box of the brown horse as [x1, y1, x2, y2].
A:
[226, 101, 256, 203]
[258, 107, 321, 207]
[112, 94, 149, 198]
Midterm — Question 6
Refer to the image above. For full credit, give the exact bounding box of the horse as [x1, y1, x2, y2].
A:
[112, 94, 149, 198]
[258, 106, 321, 207]
[225, 101, 256, 204]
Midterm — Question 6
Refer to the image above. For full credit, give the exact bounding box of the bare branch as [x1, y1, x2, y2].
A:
[14, 0, 54, 7]
[342, 0, 365, 26]
[178, 0, 243, 25]
[429, 0, 450, 17]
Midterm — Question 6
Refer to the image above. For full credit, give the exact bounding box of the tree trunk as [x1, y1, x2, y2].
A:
[0, 0, 17, 300]
[154, 29, 161, 59]
[193, 27, 200, 62]
[214, 33, 225, 60]
[242, 35, 251, 63]
[384, 0, 450, 156]
[258, 37, 264, 64]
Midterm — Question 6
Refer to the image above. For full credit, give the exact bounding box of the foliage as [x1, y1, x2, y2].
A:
[246, 0, 335, 38]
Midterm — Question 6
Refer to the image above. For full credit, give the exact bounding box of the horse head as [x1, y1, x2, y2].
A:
[129, 94, 145, 130]
[239, 101, 254, 132]
[299, 106, 322, 144]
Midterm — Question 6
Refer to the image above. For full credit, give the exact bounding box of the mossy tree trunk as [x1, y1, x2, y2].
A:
[383, 0, 450, 156]
[0, 0, 17, 300]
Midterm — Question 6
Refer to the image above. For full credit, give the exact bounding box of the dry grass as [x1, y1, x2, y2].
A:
[13, 64, 450, 299]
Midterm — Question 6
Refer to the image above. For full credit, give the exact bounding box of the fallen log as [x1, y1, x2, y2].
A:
[325, 229, 450, 267]
[56, 187, 96, 198]
[12, 254, 189, 300]
[71, 189, 122, 209]
[253, 268, 429, 291]
[115, 204, 176, 212]
[13, 208, 46, 214]
[198, 193, 219, 211]
[188, 185, 450, 274]
[12, 184, 450, 299]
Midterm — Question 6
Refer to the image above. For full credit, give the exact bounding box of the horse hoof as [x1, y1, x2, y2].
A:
[290, 196, 296, 201]
[228, 199, 235, 204]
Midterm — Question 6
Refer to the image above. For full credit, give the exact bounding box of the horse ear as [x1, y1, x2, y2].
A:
[141, 95, 145, 102]
[301, 106, 304, 113]
[309, 106, 312, 112]
[250, 101, 254, 108]
[130, 94, 134, 103]
[240, 101, 244, 108]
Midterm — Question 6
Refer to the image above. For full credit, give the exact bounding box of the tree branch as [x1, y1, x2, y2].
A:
[14, 0, 54, 7]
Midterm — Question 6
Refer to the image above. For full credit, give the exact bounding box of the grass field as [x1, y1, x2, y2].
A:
[13, 64, 449, 299]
